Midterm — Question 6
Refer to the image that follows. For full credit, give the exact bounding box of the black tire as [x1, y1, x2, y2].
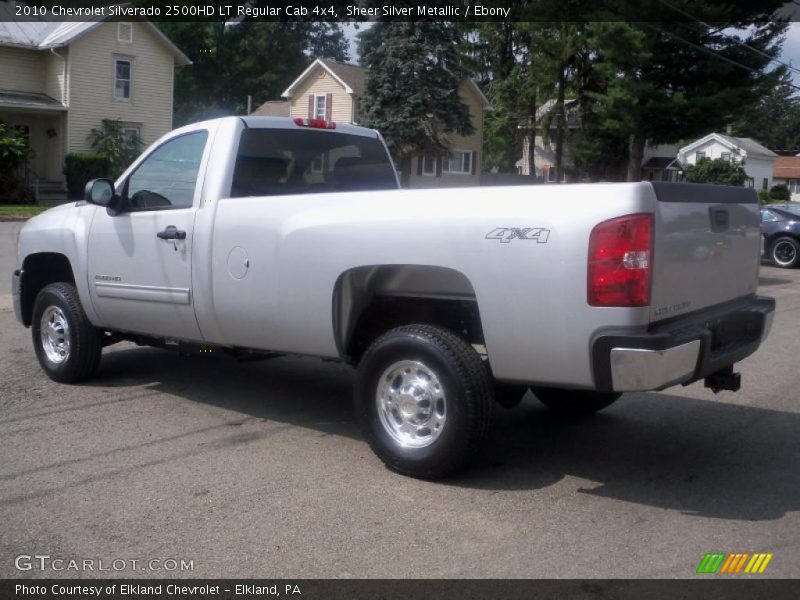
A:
[532, 386, 622, 416]
[494, 381, 529, 409]
[355, 324, 494, 479]
[31, 282, 102, 383]
[770, 236, 800, 268]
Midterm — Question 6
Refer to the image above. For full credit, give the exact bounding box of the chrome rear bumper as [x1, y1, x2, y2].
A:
[593, 295, 775, 392]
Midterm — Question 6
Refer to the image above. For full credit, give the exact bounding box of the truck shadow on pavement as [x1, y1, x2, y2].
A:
[90, 346, 799, 522]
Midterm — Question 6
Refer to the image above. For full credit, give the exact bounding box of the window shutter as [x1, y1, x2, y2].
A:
[308, 95, 314, 119]
[326, 93, 333, 121]
[471, 151, 477, 175]
[417, 155, 423, 176]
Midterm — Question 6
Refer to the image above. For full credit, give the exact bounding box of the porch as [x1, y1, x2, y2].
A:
[0, 90, 68, 204]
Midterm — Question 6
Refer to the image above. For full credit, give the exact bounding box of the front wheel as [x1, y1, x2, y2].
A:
[532, 387, 622, 416]
[355, 324, 494, 479]
[31, 282, 102, 383]
[770, 236, 800, 268]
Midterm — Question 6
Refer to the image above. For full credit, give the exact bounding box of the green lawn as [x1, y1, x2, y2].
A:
[0, 204, 49, 219]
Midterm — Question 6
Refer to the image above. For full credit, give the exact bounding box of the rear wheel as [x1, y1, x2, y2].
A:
[355, 324, 493, 479]
[532, 386, 622, 416]
[31, 283, 102, 383]
[770, 236, 800, 268]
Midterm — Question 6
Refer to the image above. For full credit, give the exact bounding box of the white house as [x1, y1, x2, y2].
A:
[677, 133, 778, 190]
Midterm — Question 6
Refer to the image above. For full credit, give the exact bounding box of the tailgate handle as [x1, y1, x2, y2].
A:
[709, 207, 729, 232]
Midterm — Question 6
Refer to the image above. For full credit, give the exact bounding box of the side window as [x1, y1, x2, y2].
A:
[126, 131, 207, 211]
[761, 210, 777, 222]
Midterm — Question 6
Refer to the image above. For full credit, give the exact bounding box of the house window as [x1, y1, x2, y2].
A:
[118, 22, 133, 43]
[762, 178, 769, 191]
[421, 153, 437, 176]
[114, 58, 132, 101]
[122, 125, 141, 145]
[788, 179, 800, 194]
[721, 152, 731, 162]
[443, 150, 472, 175]
[314, 95, 326, 120]
[695, 151, 706, 161]
[745, 178, 754, 188]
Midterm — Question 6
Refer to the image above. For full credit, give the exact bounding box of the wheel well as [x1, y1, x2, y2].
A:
[19, 253, 76, 326]
[332, 265, 484, 363]
[768, 233, 800, 245]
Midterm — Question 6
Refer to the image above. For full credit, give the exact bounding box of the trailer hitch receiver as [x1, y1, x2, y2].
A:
[704, 365, 741, 394]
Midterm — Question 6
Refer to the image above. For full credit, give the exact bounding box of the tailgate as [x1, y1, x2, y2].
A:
[648, 182, 761, 323]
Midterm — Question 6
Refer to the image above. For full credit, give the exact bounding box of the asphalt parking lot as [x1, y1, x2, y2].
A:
[1, 221, 799, 579]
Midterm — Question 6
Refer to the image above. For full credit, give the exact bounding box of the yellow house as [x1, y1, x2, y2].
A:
[0, 5, 189, 201]
[254, 58, 491, 188]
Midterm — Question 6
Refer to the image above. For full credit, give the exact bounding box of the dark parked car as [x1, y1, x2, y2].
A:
[761, 204, 800, 268]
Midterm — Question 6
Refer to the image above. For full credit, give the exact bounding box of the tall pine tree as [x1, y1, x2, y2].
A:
[358, 22, 474, 187]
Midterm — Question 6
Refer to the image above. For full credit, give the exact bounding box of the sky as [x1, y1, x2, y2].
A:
[782, 22, 800, 84]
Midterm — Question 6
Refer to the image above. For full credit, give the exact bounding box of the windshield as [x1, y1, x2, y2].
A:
[230, 128, 397, 197]
[778, 205, 800, 217]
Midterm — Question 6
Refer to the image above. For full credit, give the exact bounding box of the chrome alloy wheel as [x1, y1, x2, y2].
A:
[40, 305, 71, 364]
[773, 240, 797, 267]
[376, 360, 446, 448]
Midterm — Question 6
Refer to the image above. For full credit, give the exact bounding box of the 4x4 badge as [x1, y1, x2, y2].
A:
[485, 227, 551, 244]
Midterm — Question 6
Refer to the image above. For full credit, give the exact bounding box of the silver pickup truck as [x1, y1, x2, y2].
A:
[13, 116, 775, 478]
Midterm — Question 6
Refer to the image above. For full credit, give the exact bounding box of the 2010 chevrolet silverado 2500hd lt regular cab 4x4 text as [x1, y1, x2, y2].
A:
[13, 116, 775, 478]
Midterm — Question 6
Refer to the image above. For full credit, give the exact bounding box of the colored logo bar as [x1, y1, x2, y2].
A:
[696, 552, 773, 574]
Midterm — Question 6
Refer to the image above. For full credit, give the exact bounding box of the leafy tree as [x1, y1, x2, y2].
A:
[534, 22, 586, 180]
[88, 120, 143, 178]
[461, 18, 539, 174]
[358, 22, 474, 187]
[159, 22, 305, 124]
[301, 22, 351, 62]
[158, 20, 350, 125]
[734, 72, 800, 152]
[685, 157, 747, 186]
[0, 122, 31, 172]
[586, 3, 788, 181]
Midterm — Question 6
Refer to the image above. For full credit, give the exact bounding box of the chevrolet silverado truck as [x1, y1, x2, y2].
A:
[13, 116, 775, 479]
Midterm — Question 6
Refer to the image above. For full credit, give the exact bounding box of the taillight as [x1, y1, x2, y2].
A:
[293, 117, 336, 129]
[588, 213, 653, 307]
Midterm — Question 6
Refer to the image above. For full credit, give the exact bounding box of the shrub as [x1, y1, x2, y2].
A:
[64, 153, 110, 198]
[0, 172, 34, 204]
[0, 122, 34, 204]
[769, 184, 790, 202]
[87, 119, 142, 178]
[685, 157, 747, 186]
[758, 189, 771, 203]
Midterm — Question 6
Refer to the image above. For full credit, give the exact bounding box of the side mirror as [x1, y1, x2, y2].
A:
[84, 178, 115, 206]
[84, 178, 122, 215]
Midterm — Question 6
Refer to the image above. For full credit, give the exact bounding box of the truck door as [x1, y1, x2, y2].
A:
[87, 130, 209, 340]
